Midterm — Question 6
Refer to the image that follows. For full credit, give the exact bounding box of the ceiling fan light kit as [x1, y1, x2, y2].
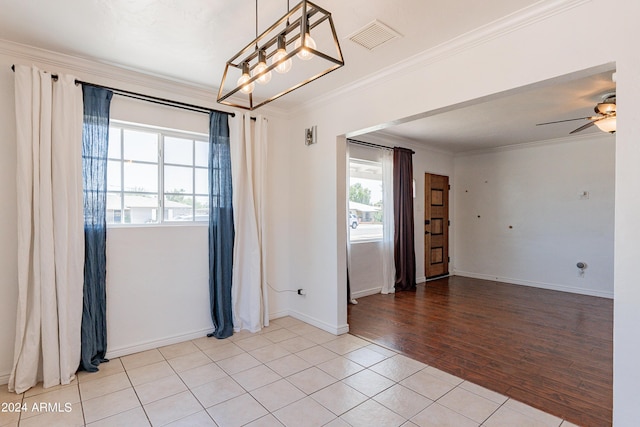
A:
[594, 115, 616, 133]
[217, 0, 344, 111]
[537, 92, 616, 135]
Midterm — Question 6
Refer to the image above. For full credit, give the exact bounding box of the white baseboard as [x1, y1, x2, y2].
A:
[105, 327, 212, 359]
[352, 287, 382, 299]
[424, 274, 451, 283]
[4, 329, 220, 385]
[267, 310, 290, 321]
[453, 270, 614, 299]
[285, 310, 349, 335]
[351, 277, 428, 299]
[2, 310, 351, 385]
[107, 310, 306, 357]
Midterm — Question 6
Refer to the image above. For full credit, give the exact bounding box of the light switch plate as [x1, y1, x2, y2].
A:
[305, 126, 317, 145]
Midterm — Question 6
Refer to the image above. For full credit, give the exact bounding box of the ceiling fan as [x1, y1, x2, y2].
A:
[537, 92, 616, 134]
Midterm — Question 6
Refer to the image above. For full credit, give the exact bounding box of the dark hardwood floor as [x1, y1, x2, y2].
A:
[347, 276, 613, 427]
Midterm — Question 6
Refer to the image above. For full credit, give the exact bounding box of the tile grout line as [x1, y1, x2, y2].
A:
[76, 378, 86, 427]
[165, 342, 221, 427]
[349, 332, 576, 427]
[478, 396, 509, 427]
[12, 317, 577, 427]
[120, 359, 153, 427]
[148, 341, 213, 426]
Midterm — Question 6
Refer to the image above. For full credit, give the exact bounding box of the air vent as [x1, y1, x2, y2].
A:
[347, 20, 401, 51]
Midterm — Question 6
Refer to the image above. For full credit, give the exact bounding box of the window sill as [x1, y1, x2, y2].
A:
[350, 238, 384, 244]
[107, 222, 208, 229]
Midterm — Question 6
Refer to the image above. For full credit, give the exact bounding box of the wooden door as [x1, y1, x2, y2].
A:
[425, 173, 449, 279]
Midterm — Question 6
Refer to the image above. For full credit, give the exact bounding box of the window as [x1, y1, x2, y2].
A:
[349, 158, 384, 242]
[107, 122, 209, 225]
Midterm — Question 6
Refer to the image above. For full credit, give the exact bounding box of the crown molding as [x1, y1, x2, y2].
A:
[354, 126, 613, 158]
[299, 0, 591, 112]
[0, 38, 289, 119]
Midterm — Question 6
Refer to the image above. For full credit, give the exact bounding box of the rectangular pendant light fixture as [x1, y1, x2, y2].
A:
[217, 0, 344, 111]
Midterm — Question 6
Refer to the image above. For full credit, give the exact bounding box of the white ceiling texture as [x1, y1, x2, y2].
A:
[0, 0, 616, 152]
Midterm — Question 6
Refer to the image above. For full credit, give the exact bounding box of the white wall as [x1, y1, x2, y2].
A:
[106, 226, 211, 356]
[0, 41, 292, 382]
[613, 2, 640, 424]
[349, 241, 384, 298]
[348, 137, 456, 298]
[285, 0, 622, 339]
[412, 141, 456, 282]
[2, 0, 640, 422]
[453, 135, 615, 297]
[105, 96, 212, 357]
[281, 1, 639, 424]
[103, 105, 292, 358]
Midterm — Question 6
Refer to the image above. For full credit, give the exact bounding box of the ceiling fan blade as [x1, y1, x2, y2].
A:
[536, 117, 593, 126]
[570, 121, 596, 134]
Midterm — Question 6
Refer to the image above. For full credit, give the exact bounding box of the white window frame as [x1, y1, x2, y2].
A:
[107, 120, 209, 227]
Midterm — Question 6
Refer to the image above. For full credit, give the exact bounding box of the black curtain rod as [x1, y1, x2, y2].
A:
[10, 64, 261, 120]
[347, 139, 393, 151]
[348, 138, 415, 154]
[80, 80, 236, 117]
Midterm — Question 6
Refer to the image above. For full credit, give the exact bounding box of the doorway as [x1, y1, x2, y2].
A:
[424, 173, 449, 279]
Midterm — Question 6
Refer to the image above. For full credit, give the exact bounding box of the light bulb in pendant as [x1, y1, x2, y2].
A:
[237, 62, 254, 94]
[253, 50, 272, 84]
[273, 35, 292, 74]
[295, 31, 316, 60]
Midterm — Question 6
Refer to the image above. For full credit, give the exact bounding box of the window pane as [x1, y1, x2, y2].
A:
[195, 168, 208, 195]
[349, 158, 384, 242]
[107, 160, 121, 191]
[106, 192, 122, 224]
[164, 137, 193, 166]
[195, 196, 209, 221]
[106, 123, 209, 227]
[108, 127, 121, 159]
[123, 193, 159, 224]
[164, 195, 193, 221]
[123, 129, 157, 162]
[195, 141, 209, 167]
[124, 162, 158, 192]
[165, 165, 193, 194]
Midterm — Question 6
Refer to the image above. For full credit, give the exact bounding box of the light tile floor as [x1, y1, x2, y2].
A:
[0, 316, 582, 427]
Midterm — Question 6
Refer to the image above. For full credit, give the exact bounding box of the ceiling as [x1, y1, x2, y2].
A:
[364, 68, 617, 153]
[0, 1, 616, 150]
[0, 0, 540, 106]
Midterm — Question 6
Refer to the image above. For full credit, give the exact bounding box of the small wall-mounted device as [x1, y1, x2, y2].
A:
[577, 261, 587, 278]
[305, 126, 317, 146]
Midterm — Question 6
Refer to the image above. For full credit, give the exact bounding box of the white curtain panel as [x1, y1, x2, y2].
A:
[229, 114, 269, 332]
[10, 66, 84, 394]
[381, 149, 396, 294]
